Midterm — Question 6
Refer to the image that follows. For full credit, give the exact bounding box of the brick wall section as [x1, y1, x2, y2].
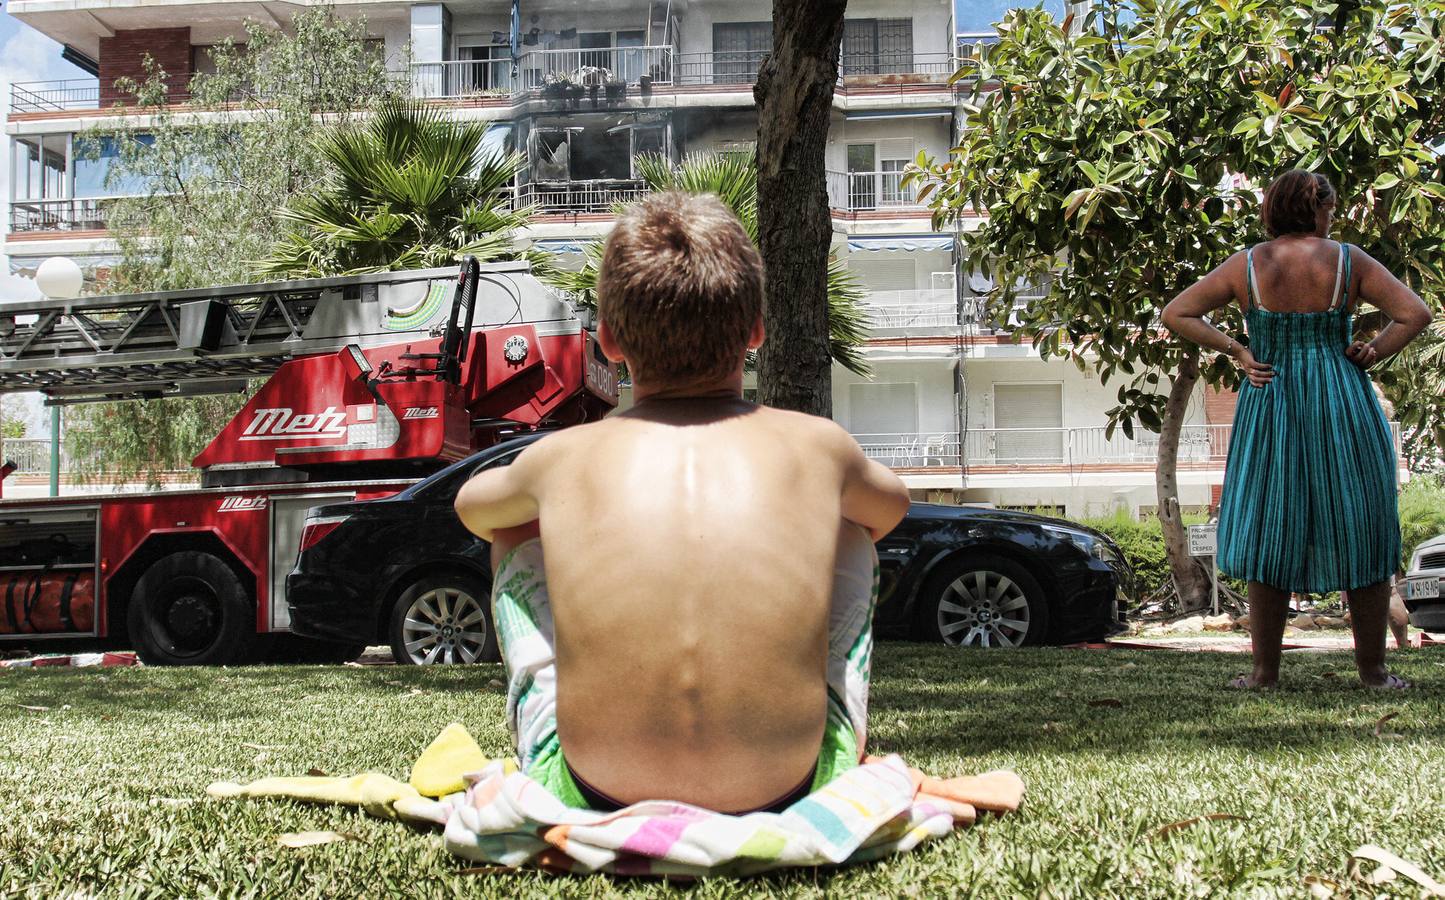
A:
[99, 28, 192, 106]
[1203, 386, 1238, 424]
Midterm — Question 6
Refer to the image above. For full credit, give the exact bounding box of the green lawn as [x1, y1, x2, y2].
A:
[2, 646, 1443, 899]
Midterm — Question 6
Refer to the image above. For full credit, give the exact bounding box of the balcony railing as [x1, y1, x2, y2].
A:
[839, 51, 960, 78]
[672, 51, 770, 86]
[854, 424, 1404, 470]
[412, 46, 673, 99]
[827, 169, 925, 212]
[855, 426, 1231, 469]
[9, 79, 101, 114]
[864, 290, 959, 329]
[12, 46, 968, 114]
[7, 197, 138, 234]
[516, 179, 650, 214]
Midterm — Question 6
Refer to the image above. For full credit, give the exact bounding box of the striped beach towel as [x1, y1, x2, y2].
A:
[210, 724, 1024, 877]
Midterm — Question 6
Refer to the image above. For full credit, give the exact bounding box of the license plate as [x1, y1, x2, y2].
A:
[1407, 577, 1440, 601]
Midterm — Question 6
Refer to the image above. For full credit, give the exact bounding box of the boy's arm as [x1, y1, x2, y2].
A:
[833, 426, 910, 542]
[454, 444, 544, 542]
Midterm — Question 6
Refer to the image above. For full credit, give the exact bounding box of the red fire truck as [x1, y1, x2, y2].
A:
[0, 258, 616, 664]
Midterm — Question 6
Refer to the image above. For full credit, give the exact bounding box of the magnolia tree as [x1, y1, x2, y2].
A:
[909, 0, 1445, 608]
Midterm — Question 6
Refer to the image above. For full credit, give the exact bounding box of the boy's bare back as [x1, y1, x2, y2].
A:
[462, 399, 902, 811]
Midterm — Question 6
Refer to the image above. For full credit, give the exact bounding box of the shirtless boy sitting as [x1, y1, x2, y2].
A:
[455, 192, 910, 814]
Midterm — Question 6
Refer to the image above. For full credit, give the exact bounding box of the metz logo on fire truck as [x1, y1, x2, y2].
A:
[240, 406, 354, 441]
[402, 407, 439, 420]
[218, 496, 268, 513]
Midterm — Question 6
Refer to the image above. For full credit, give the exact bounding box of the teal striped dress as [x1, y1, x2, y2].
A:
[1216, 242, 1400, 593]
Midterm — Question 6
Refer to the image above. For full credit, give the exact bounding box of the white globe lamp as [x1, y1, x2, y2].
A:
[35, 256, 84, 300]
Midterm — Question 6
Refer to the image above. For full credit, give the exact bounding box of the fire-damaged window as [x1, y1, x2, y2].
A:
[842, 18, 914, 75]
[525, 118, 671, 182]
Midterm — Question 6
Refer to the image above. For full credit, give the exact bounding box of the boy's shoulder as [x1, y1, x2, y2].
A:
[749, 407, 865, 460]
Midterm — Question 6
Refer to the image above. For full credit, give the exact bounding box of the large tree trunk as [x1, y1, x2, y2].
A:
[754, 0, 847, 416]
[1157, 350, 1213, 611]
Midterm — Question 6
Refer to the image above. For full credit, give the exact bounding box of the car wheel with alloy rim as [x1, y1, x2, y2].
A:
[388, 574, 498, 664]
[916, 553, 1048, 648]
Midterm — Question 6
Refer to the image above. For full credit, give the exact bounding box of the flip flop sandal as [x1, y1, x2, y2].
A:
[1367, 673, 1411, 690]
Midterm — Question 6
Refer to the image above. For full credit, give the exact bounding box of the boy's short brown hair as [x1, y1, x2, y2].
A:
[597, 191, 763, 385]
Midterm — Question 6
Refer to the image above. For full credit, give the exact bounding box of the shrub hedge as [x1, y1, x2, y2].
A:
[1078, 475, 1445, 602]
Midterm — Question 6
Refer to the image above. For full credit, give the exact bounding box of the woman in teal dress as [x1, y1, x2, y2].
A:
[1163, 171, 1432, 689]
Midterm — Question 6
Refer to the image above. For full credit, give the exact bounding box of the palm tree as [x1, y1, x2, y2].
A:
[553, 153, 872, 377]
[258, 99, 542, 277]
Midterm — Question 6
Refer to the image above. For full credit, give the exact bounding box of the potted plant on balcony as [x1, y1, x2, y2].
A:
[577, 66, 607, 105]
[542, 71, 573, 102]
[604, 74, 626, 101]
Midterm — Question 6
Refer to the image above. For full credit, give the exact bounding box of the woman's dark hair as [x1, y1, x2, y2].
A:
[1261, 170, 1336, 238]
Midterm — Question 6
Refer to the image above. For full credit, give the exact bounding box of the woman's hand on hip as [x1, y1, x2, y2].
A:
[1345, 341, 1379, 369]
[1235, 347, 1274, 387]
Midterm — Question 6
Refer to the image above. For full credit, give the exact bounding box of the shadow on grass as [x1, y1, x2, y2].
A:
[4, 643, 1440, 752]
[866, 643, 1445, 758]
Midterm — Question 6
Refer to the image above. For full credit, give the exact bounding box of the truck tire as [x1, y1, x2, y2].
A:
[127, 551, 257, 666]
[389, 573, 498, 665]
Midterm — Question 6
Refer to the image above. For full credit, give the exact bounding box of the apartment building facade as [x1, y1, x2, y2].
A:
[5, 0, 1266, 516]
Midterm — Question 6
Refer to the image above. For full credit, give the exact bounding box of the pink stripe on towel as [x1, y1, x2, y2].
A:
[619, 815, 692, 857]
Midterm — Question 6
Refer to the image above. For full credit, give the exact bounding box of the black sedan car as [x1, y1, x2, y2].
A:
[288, 435, 1128, 664]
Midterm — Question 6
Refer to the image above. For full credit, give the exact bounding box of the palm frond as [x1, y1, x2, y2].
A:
[257, 100, 529, 278]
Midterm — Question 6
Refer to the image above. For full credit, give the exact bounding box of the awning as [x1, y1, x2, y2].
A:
[846, 234, 954, 252]
[531, 239, 592, 254]
[843, 108, 953, 121]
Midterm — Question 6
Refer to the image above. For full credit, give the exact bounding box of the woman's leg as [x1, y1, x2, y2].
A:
[1387, 590, 1411, 650]
[1347, 581, 1409, 687]
[1241, 581, 1289, 687]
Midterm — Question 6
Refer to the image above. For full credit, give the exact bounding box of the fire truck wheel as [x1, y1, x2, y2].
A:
[389, 574, 498, 665]
[127, 551, 256, 666]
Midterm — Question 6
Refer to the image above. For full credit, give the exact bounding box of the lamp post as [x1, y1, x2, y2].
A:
[34, 257, 84, 498]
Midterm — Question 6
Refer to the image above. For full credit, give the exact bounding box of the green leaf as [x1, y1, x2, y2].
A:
[1373, 173, 1402, 191]
[1078, 160, 1105, 186]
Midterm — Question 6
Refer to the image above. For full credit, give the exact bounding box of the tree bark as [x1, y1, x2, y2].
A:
[1156, 350, 1214, 611]
[754, 0, 848, 416]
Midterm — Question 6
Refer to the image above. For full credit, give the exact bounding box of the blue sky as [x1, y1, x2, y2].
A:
[956, 0, 1067, 33]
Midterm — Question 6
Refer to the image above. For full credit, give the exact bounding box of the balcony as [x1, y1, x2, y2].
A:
[8, 79, 101, 115]
[827, 169, 934, 213]
[855, 426, 1232, 470]
[863, 290, 959, 330]
[7, 197, 134, 234]
[9, 44, 966, 115]
[516, 179, 649, 215]
[412, 45, 673, 100]
[853, 424, 1404, 471]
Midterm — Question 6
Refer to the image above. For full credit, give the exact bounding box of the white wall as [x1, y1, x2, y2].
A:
[676, 1, 773, 57]
[832, 357, 958, 436]
[962, 358, 1207, 431]
[825, 114, 950, 173]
